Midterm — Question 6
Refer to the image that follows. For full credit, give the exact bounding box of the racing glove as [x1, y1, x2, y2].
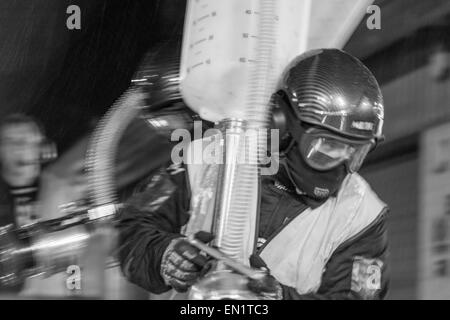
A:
[160, 231, 214, 292]
[247, 254, 283, 300]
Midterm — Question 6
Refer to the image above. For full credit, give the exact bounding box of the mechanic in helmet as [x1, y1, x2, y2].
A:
[117, 48, 389, 300]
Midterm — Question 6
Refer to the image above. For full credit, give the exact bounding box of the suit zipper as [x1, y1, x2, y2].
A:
[256, 181, 306, 254]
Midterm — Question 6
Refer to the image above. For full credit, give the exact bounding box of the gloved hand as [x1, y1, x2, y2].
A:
[160, 231, 214, 292]
[247, 254, 283, 300]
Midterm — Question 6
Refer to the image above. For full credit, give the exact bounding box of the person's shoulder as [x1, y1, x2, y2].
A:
[332, 174, 388, 245]
[346, 172, 370, 188]
[345, 173, 383, 200]
[336, 173, 386, 214]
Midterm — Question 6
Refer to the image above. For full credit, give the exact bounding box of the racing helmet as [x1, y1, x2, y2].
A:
[274, 48, 385, 173]
[133, 39, 183, 109]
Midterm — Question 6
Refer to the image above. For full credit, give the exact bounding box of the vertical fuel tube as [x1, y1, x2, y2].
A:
[179, 0, 311, 265]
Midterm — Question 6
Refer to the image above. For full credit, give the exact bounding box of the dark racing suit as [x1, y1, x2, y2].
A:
[117, 164, 390, 300]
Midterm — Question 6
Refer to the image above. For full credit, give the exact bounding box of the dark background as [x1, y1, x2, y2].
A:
[0, 0, 186, 151]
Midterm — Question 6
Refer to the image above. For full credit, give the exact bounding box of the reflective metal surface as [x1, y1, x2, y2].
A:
[211, 119, 258, 262]
[30, 226, 90, 276]
[189, 269, 260, 300]
[187, 236, 265, 281]
[132, 40, 183, 109]
[187, 118, 261, 300]
[280, 48, 384, 141]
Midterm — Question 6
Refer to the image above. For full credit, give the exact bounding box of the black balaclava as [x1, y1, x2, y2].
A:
[276, 103, 348, 200]
[280, 138, 348, 200]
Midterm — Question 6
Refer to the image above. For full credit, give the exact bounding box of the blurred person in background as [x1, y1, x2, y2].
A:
[117, 49, 390, 300]
[0, 113, 46, 293]
[0, 114, 45, 228]
[0, 113, 87, 297]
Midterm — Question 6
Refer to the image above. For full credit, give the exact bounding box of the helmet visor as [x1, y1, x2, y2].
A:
[299, 130, 373, 173]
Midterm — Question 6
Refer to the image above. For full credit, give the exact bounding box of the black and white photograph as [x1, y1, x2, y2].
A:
[0, 0, 449, 307]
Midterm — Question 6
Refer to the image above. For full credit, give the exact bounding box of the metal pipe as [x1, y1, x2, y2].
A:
[187, 235, 265, 280]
